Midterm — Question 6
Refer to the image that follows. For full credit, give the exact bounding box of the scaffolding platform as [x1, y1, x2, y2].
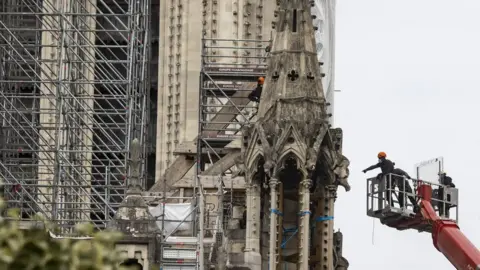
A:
[161, 238, 198, 270]
[202, 65, 267, 97]
[198, 38, 269, 159]
[188, 37, 270, 269]
[366, 174, 459, 233]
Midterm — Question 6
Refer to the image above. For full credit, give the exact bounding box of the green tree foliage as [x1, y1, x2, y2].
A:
[0, 198, 133, 270]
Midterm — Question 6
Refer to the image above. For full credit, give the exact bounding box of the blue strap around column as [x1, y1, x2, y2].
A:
[271, 208, 283, 216]
[315, 216, 334, 222]
[298, 210, 312, 216]
[281, 227, 299, 249]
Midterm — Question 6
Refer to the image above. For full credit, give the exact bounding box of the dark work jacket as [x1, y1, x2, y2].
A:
[364, 158, 394, 174]
[438, 176, 455, 205]
[442, 176, 455, 187]
[392, 168, 411, 187]
[392, 168, 411, 179]
[248, 84, 263, 101]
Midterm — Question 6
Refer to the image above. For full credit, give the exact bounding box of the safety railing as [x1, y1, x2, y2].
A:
[366, 173, 459, 222]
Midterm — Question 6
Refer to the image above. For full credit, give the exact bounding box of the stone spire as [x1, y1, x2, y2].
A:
[125, 138, 143, 194]
[109, 138, 158, 235]
[243, 0, 333, 189]
[239, 0, 351, 269]
[257, 0, 328, 125]
[246, 0, 332, 182]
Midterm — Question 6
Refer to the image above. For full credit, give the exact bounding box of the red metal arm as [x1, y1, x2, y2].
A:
[417, 183, 480, 270]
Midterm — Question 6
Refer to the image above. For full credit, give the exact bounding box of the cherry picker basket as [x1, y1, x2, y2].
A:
[366, 174, 459, 232]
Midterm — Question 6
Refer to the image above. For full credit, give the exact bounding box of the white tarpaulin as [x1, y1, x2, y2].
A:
[149, 203, 194, 236]
[415, 157, 444, 185]
[311, 0, 336, 125]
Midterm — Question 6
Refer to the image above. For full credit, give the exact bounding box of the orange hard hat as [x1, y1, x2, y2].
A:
[258, 77, 265, 83]
[377, 152, 386, 158]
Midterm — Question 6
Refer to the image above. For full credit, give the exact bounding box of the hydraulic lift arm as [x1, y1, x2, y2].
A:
[417, 183, 480, 270]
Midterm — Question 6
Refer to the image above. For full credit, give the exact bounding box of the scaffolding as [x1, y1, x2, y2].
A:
[0, 0, 151, 233]
[155, 4, 336, 268]
[145, 192, 198, 270]
[197, 37, 268, 173]
[196, 37, 269, 269]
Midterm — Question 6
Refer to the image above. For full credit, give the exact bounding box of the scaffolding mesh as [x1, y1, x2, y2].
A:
[0, 0, 151, 234]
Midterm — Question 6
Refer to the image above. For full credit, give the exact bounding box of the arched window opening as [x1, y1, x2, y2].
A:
[279, 155, 302, 192]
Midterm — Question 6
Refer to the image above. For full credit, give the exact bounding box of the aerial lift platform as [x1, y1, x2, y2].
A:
[367, 173, 480, 270]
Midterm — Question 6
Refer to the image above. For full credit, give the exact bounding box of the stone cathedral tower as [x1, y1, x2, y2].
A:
[238, 0, 350, 269]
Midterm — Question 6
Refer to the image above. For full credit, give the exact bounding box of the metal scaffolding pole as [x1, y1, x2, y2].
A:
[0, 0, 150, 234]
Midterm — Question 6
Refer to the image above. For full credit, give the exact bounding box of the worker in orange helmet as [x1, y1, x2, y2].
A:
[362, 152, 394, 174]
[363, 152, 396, 207]
[248, 76, 264, 102]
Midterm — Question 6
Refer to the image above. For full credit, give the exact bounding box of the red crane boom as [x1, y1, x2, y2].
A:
[417, 183, 480, 270]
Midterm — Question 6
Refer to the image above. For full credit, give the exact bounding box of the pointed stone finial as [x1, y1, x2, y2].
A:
[108, 138, 158, 235]
[256, 0, 327, 123]
[127, 138, 142, 194]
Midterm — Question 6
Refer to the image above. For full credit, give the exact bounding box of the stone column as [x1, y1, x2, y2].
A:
[268, 178, 280, 268]
[314, 185, 337, 270]
[244, 183, 262, 270]
[297, 178, 312, 270]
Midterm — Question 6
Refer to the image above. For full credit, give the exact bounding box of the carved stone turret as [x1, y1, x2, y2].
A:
[238, 1, 350, 269]
[109, 139, 158, 236]
[244, 0, 333, 180]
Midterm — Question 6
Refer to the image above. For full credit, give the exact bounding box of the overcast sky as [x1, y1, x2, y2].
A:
[334, 0, 480, 269]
